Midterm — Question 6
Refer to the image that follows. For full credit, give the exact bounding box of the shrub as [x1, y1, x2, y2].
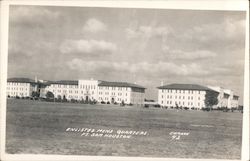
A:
[101, 101, 106, 104]
[107, 101, 110, 104]
[154, 104, 161, 108]
[70, 99, 78, 103]
[184, 107, 189, 110]
[202, 108, 210, 111]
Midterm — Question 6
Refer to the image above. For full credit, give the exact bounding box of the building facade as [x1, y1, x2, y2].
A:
[7, 78, 146, 106]
[7, 78, 38, 98]
[158, 84, 239, 109]
[157, 84, 211, 109]
[98, 81, 145, 105]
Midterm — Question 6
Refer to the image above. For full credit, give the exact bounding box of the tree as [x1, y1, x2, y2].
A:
[31, 91, 40, 99]
[205, 90, 219, 111]
[45, 91, 54, 101]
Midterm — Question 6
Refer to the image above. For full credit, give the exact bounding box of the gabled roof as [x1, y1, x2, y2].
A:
[157, 83, 216, 92]
[7, 78, 36, 84]
[98, 81, 146, 89]
[46, 80, 78, 85]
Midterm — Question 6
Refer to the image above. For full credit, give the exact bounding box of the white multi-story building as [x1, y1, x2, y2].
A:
[157, 84, 219, 109]
[7, 78, 38, 98]
[41, 79, 146, 105]
[98, 81, 145, 105]
[158, 84, 239, 109]
[43, 80, 79, 100]
[43, 79, 99, 101]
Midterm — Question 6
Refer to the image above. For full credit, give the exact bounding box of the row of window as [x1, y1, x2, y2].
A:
[52, 90, 95, 95]
[99, 97, 128, 102]
[7, 87, 28, 91]
[99, 86, 128, 91]
[161, 100, 201, 106]
[98, 92, 128, 96]
[7, 82, 29, 86]
[161, 89, 201, 94]
[161, 95, 201, 100]
[79, 84, 96, 90]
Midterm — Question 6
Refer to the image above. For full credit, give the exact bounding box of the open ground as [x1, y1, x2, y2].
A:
[6, 99, 242, 159]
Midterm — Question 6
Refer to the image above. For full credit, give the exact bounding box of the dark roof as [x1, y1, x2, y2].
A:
[98, 81, 146, 89]
[7, 78, 36, 84]
[157, 83, 217, 92]
[46, 80, 78, 85]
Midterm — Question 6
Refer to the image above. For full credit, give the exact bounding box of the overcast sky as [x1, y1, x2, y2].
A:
[8, 5, 246, 103]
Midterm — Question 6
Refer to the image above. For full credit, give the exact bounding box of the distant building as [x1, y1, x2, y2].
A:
[43, 79, 145, 105]
[158, 83, 239, 109]
[7, 77, 146, 106]
[208, 86, 239, 109]
[7, 78, 38, 98]
[157, 84, 218, 109]
[98, 81, 146, 105]
[42, 80, 80, 100]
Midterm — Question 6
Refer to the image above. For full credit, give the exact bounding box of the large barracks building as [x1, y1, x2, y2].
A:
[7, 78, 146, 106]
[157, 83, 239, 109]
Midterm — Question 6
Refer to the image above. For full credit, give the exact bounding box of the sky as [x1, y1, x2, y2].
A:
[8, 5, 246, 104]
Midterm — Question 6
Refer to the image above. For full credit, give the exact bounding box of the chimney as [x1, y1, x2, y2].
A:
[161, 81, 164, 86]
[35, 76, 38, 83]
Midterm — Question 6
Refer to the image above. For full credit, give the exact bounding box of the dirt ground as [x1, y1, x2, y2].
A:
[5, 99, 243, 159]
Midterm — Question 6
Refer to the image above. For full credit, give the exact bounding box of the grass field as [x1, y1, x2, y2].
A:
[6, 99, 243, 159]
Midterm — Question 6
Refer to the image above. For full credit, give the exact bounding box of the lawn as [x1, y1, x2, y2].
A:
[6, 99, 243, 159]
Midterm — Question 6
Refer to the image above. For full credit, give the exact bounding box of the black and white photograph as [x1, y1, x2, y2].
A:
[0, 1, 249, 161]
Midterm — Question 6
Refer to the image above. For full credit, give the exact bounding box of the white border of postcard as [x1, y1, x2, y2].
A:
[0, 1, 249, 161]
